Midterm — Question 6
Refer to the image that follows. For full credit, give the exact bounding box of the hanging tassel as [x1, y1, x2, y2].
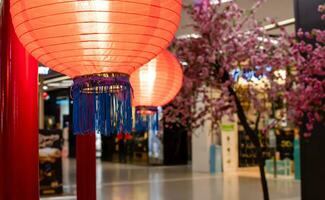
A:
[150, 110, 159, 133]
[135, 106, 159, 133]
[135, 112, 149, 132]
[72, 73, 133, 136]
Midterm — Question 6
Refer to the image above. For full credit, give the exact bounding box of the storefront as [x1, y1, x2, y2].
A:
[41, 87, 188, 167]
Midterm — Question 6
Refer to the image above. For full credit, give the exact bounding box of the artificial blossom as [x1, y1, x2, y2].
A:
[164, 1, 325, 200]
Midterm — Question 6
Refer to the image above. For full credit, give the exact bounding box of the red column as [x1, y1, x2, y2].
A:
[76, 134, 97, 200]
[0, 0, 39, 199]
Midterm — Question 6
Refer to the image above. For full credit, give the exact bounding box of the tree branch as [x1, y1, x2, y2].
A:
[228, 86, 260, 147]
[255, 112, 261, 133]
[222, 71, 260, 148]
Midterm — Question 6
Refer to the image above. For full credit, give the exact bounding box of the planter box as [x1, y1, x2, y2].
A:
[265, 159, 292, 176]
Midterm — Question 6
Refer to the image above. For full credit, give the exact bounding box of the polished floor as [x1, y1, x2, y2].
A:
[42, 159, 300, 200]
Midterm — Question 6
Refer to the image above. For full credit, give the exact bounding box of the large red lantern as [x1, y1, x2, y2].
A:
[10, 0, 182, 135]
[10, 0, 182, 77]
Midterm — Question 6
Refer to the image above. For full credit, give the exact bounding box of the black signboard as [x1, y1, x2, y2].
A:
[39, 129, 63, 196]
[276, 129, 294, 160]
[294, 0, 325, 199]
[238, 130, 272, 167]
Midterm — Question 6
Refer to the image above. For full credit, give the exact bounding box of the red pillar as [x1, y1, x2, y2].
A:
[76, 134, 97, 200]
[0, 0, 39, 199]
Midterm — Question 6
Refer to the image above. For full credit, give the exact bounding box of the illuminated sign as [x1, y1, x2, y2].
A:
[38, 66, 50, 75]
[231, 66, 272, 82]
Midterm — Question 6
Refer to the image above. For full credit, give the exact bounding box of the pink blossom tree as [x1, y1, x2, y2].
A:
[164, 1, 325, 199]
[285, 26, 325, 136]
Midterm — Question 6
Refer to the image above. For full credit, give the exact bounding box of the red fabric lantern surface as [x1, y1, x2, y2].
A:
[130, 50, 183, 108]
[10, 0, 182, 77]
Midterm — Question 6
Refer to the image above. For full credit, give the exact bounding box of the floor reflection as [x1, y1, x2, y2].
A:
[41, 158, 300, 200]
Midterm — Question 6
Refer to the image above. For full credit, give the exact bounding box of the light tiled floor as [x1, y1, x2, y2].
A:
[42, 159, 300, 200]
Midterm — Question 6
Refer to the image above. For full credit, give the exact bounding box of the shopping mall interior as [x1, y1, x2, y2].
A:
[0, 0, 324, 200]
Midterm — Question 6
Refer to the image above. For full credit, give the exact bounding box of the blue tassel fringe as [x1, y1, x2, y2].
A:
[72, 74, 132, 136]
[135, 113, 149, 132]
[135, 107, 159, 133]
[150, 111, 159, 132]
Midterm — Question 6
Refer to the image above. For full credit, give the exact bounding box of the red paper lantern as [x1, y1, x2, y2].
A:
[10, 0, 182, 77]
[10, 0, 182, 135]
[130, 50, 183, 108]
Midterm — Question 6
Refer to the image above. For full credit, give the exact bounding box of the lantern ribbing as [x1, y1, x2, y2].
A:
[11, 0, 182, 135]
[10, 0, 182, 77]
[131, 50, 183, 133]
[130, 50, 183, 108]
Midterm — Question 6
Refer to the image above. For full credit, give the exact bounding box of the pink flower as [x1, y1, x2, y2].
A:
[321, 14, 325, 21]
[318, 4, 325, 12]
[297, 29, 304, 38]
[164, 0, 324, 139]
[304, 32, 312, 39]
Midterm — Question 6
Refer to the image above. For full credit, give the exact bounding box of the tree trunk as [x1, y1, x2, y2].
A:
[257, 145, 270, 200]
[228, 86, 270, 200]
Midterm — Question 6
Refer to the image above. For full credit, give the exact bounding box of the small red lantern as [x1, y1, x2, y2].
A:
[130, 50, 183, 109]
[130, 50, 183, 132]
[10, 0, 182, 135]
